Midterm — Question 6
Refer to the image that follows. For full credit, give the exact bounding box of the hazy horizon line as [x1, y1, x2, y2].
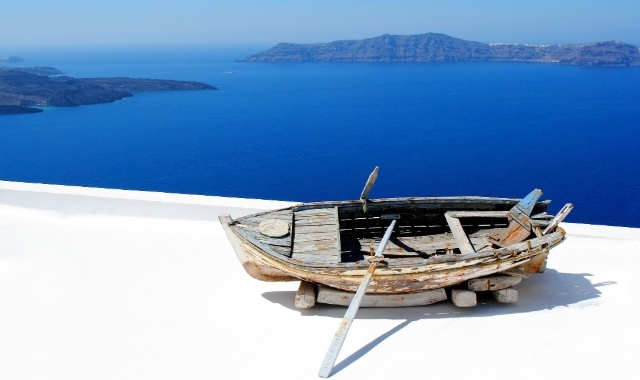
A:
[3, 31, 639, 51]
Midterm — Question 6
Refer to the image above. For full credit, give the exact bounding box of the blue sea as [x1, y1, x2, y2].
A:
[1, 45, 639, 227]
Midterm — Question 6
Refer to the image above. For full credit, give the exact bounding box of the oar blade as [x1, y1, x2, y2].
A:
[359, 166, 379, 201]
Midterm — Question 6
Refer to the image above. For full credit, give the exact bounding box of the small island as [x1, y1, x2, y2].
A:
[0, 67, 217, 115]
[1, 56, 25, 63]
[241, 32, 640, 67]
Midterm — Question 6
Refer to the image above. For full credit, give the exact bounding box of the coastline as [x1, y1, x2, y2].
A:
[0, 66, 216, 113]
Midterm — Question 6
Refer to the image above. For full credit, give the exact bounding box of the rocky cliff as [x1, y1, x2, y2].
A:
[241, 33, 640, 67]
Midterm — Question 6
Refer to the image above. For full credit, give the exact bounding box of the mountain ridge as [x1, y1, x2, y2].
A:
[241, 33, 640, 66]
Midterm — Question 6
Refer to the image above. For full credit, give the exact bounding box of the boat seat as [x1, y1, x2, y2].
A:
[291, 207, 341, 265]
[444, 211, 509, 254]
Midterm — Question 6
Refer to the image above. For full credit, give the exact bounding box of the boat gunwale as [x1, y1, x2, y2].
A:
[291, 195, 551, 212]
[230, 196, 551, 224]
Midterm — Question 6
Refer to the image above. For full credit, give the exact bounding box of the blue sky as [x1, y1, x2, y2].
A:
[2, 0, 639, 47]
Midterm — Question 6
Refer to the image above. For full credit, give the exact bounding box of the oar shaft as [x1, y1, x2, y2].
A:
[374, 219, 396, 257]
[318, 220, 396, 378]
[318, 261, 377, 377]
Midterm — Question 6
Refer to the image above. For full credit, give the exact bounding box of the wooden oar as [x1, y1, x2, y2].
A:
[359, 166, 379, 213]
[360, 166, 379, 201]
[318, 219, 397, 378]
[543, 203, 574, 234]
[488, 189, 542, 247]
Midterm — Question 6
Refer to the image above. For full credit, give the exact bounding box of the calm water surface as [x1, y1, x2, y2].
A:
[1, 46, 639, 227]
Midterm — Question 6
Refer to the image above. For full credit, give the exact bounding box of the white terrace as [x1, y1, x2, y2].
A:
[1, 180, 638, 380]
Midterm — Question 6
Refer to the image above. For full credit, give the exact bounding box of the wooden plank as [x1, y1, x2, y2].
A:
[488, 189, 542, 246]
[292, 232, 336, 243]
[295, 281, 316, 309]
[293, 206, 341, 263]
[295, 211, 336, 218]
[268, 245, 291, 257]
[292, 240, 340, 254]
[242, 210, 293, 225]
[294, 218, 336, 226]
[533, 226, 543, 237]
[293, 236, 339, 246]
[445, 213, 476, 254]
[237, 229, 292, 259]
[531, 220, 550, 228]
[295, 209, 337, 218]
[291, 251, 340, 261]
[423, 232, 563, 265]
[291, 255, 339, 264]
[446, 211, 508, 218]
[353, 233, 501, 257]
[451, 289, 477, 307]
[295, 213, 336, 221]
[334, 206, 342, 260]
[467, 275, 522, 291]
[492, 288, 518, 303]
[543, 203, 574, 234]
[244, 229, 291, 246]
[532, 212, 554, 220]
[294, 224, 336, 234]
[316, 286, 447, 307]
[255, 236, 291, 250]
[291, 260, 332, 266]
[297, 196, 550, 215]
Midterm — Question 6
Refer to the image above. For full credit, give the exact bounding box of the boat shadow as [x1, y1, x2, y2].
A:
[261, 269, 612, 320]
[262, 269, 613, 375]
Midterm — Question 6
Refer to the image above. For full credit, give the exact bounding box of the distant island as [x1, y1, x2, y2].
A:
[0, 67, 216, 115]
[241, 33, 640, 67]
[1, 56, 25, 63]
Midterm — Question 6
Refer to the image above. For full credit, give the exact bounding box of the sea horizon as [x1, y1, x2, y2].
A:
[1, 45, 639, 228]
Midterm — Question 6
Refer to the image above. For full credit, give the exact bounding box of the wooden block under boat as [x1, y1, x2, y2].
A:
[450, 289, 477, 307]
[295, 281, 317, 309]
[315, 286, 447, 308]
[467, 275, 522, 291]
[492, 288, 519, 303]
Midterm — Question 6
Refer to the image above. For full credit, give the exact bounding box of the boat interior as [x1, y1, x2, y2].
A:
[304, 200, 550, 264]
[234, 197, 553, 267]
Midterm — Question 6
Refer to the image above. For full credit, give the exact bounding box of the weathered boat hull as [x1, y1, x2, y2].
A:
[219, 195, 568, 294]
[220, 214, 297, 282]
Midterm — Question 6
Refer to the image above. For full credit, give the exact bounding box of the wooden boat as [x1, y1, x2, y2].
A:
[218, 168, 572, 302]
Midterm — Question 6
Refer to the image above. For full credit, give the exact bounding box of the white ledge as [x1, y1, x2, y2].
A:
[1, 181, 638, 380]
[0, 180, 297, 220]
